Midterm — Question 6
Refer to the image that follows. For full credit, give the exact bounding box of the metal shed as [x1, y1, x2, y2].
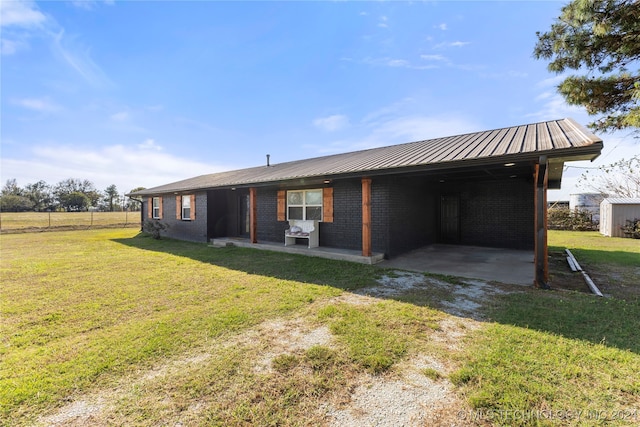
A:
[599, 198, 640, 237]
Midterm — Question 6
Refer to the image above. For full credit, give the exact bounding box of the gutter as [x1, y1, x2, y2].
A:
[127, 195, 144, 231]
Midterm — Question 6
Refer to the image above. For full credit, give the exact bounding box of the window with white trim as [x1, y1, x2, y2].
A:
[182, 195, 191, 220]
[287, 189, 322, 220]
[152, 197, 161, 219]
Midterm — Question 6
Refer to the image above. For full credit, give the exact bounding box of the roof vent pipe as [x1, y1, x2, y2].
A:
[266, 154, 271, 167]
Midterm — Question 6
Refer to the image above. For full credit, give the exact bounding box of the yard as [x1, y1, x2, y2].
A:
[1, 229, 638, 426]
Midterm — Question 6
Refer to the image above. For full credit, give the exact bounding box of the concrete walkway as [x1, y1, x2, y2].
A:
[379, 244, 534, 286]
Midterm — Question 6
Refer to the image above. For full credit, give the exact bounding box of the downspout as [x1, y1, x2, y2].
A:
[128, 196, 144, 231]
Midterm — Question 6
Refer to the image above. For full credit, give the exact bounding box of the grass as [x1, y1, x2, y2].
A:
[547, 230, 640, 299]
[0, 229, 353, 424]
[0, 211, 139, 231]
[449, 231, 640, 426]
[2, 228, 639, 426]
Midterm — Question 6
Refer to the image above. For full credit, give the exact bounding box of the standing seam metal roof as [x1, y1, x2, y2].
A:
[130, 118, 603, 196]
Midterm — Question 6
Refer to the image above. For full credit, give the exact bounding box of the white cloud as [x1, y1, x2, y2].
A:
[537, 75, 565, 88]
[421, 54, 447, 62]
[387, 59, 410, 68]
[13, 97, 61, 113]
[51, 29, 113, 88]
[0, 0, 46, 28]
[526, 92, 584, 122]
[434, 41, 470, 49]
[313, 114, 350, 132]
[362, 56, 438, 70]
[310, 109, 482, 155]
[1, 38, 25, 55]
[138, 138, 163, 151]
[0, 0, 47, 55]
[435, 23, 447, 31]
[0, 141, 225, 193]
[0, 1, 111, 86]
[364, 114, 482, 145]
[378, 16, 389, 28]
[110, 111, 130, 122]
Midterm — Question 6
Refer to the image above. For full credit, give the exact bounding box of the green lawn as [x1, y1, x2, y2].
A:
[1, 229, 638, 426]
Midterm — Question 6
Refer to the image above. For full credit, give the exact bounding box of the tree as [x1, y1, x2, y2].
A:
[104, 184, 119, 212]
[127, 187, 146, 212]
[23, 180, 53, 211]
[0, 179, 32, 212]
[534, 0, 640, 133]
[58, 191, 90, 212]
[53, 178, 100, 211]
[578, 154, 640, 197]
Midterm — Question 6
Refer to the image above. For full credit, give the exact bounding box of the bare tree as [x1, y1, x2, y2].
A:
[577, 154, 640, 197]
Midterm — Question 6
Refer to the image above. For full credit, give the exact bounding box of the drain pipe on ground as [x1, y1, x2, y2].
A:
[565, 249, 604, 297]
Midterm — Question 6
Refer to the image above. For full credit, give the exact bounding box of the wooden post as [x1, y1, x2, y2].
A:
[534, 156, 550, 288]
[362, 178, 372, 257]
[249, 187, 258, 243]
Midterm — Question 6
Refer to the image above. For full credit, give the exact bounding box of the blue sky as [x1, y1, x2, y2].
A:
[1, 0, 637, 201]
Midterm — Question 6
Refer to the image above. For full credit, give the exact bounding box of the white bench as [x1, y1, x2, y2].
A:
[284, 220, 319, 248]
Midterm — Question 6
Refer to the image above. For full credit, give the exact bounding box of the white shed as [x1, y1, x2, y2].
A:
[599, 198, 640, 237]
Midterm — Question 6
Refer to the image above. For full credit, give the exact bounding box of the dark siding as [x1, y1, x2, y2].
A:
[256, 188, 289, 242]
[319, 180, 362, 251]
[145, 176, 533, 253]
[385, 177, 438, 257]
[150, 191, 208, 242]
[458, 179, 533, 249]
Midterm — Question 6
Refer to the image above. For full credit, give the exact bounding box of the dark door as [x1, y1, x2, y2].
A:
[239, 193, 250, 237]
[440, 194, 460, 243]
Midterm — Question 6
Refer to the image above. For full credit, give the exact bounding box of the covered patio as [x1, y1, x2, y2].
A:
[210, 238, 533, 286]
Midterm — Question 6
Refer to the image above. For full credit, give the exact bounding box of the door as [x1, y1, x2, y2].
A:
[440, 194, 460, 243]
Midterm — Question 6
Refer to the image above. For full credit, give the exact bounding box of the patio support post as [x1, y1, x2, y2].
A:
[250, 187, 257, 244]
[362, 177, 372, 257]
[534, 156, 550, 289]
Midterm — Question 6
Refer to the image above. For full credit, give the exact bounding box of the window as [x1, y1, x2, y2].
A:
[182, 195, 191, 220]
[287, 189, 322, 220]
[152, 197, 161, 219]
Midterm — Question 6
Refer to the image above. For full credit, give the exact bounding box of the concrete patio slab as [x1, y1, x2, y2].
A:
[379, 244, 534, 286]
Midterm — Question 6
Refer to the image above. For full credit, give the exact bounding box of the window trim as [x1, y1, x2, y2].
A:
[286, 189, 323, 221]
[181, 195, 191, 220]
[152, 197, 161, 219]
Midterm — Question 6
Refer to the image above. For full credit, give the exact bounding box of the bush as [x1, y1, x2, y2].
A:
[143, 219, 169, 239]
[548, 207, 598, 231]
[621, 218, 640, 239]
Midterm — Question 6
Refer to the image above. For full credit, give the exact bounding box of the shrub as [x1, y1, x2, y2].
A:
[621, 218, 640, 239]
[548, 207, 598, 231]
[142, 219, 169, 239]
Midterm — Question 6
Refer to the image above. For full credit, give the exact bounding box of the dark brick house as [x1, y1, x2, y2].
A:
[128, 118, 603, 287]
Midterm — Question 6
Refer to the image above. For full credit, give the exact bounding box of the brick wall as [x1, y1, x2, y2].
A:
[145, 192, 209, 242]
[256, 188, 289, 242]
[385, 177, 438, 257]
[458, 179, 534, 249]
[141, 175, 534, 252]
[319, 180, 363, 251]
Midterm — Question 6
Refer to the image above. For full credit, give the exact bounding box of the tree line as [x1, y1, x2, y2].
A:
[0, 178, 145, 213]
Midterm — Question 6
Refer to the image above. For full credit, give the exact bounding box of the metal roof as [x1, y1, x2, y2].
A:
[602, 198, 640, 205]
[129, 118, 603, 196]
